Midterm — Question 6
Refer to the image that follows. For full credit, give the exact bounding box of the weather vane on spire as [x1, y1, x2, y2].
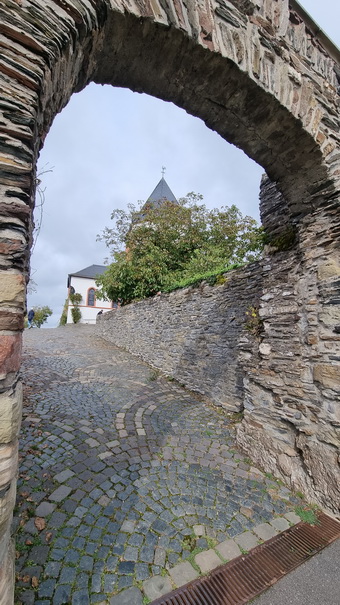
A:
[161, 166, 166, 178]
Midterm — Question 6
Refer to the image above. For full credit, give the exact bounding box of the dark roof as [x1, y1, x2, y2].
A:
[69, 265, 107, 279]
[146, 177, 178, 208]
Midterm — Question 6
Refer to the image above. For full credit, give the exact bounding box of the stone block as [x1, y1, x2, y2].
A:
[284, 511, 301, 525]
[49, 485, 72, 502]
[110, 587, 143, 605]
[0, 272, 25, 305]
[253, 523, 278, 541]
[270, 517, 290, 532]
[0, 442, 18, 488]
[317, 259, 340, 280]
[85, 438, 100, 447]
[216, 539, 241, 561]
[194, 549, 222, 573]
[54, 469, 75, 483]
[142, 575, 172, 600]
[35, 502, 56, 517]
[0, 334, 22, 376]
[169, 561, 199, 587]
[121, 520, 136, 533]
[0, 538, 14, 605]
[313, 364, 339, 390]
[234, 531, 258, 551]
[0, 383, 22, 443]
[193, 524, 205, 536]
[0, 310, 24, 331]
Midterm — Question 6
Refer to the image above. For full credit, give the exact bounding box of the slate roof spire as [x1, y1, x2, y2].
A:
[145, 176, 178, 208]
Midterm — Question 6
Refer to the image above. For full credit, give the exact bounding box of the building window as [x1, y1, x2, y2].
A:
[87, 288, 96, 306]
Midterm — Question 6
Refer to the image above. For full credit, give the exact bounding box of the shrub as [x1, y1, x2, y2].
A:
[71, 306, 81, 324]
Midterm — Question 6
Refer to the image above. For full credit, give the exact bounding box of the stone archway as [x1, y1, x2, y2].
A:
[1, 0, 339, 601]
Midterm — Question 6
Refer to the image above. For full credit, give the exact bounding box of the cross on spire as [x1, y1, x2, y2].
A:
[161, 166, 166, 178]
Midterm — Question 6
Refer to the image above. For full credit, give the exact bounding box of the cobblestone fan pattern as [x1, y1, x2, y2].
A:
[15, 326, 302, 604]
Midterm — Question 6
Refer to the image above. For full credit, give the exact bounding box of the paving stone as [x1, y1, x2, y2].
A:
[17, 590, 35, 605]
[194, 549, 223, 573]
[135, 563, 150, 581]
[54, 469, 75, 483]
[79, 555, 94, 571]
[234, 531, 259, 552]
[118, 560, 135, 574]
[121, 520, 136, 533]
[118, 575, 134, 589]
[193, 524, 205, 536]
[29, 546, 49, 565]
[59, 566, 77, 584]
[64, 550, 81, 564]
[49, 511, 67, 528]
[284, 511, 301, 525]
[35, 501, 56, 517]
[216, 539, 241, 561]
[17, 327, 301, 603]
[270, 517, 290, 532]
[44, 561, 61, 578]
[85, 438, 100, 448]
[143, 575, 173, 601]
[169, 561, 199, 587]
[253, 523, 279, 541]
[103, 574, 117, 592]
[49, 485, 72, 502]
[109, 586, 143, 605]
[72, 590, 90, 605]
[153, 547, 166, 567]
[38, 579, 56, 598]
[53, 584, 72, 605]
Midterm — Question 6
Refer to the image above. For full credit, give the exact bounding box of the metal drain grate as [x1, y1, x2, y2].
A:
[151, 512, 340, 605]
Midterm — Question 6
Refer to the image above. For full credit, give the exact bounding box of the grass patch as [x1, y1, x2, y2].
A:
[239, 546, 249, 555]
[295, 506, 319, 525]
[186, 547, 205, 572]
[206, 537, 217, 549]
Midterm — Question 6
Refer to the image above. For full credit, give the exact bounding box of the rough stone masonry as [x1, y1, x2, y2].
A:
[0, 0, 339, 602]
[97, 176, 340, 519]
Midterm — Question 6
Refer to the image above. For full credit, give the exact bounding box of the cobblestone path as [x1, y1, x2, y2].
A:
[15, 326, 302, 605]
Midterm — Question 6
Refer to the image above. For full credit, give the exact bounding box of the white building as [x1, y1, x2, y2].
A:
[66, 265, 113, 324]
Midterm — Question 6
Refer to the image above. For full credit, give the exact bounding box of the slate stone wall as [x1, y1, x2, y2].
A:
[1, 0, 340, 598]
[97, 179, 340, 516]
[97, 264, 263, 412]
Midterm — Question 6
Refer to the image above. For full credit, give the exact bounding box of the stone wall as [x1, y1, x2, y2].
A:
[0, 0, 340, 599]
[97, 264, 263, 412]
[97, 178, 340, 516]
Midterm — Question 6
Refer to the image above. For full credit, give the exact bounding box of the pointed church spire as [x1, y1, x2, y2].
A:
[146, 173, 178, 207]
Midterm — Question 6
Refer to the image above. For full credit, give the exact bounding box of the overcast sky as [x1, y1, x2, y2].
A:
[28, 0, 340, 327]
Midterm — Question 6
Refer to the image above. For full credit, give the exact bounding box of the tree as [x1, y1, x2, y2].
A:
[31, 306, 53, 328]
[96, 194, 263, 304]
[69, 292, 82, 324]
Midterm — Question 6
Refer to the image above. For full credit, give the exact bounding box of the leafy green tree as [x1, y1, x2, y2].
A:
[31, 306, 53, 327]
[71, 306, 82, 324]
[96, 194, 263, 304]
[69, 292, 82, 324]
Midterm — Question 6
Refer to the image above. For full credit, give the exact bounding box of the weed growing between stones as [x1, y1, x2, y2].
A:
[295, 506, 319, 525]
[244, 305, 264, 336]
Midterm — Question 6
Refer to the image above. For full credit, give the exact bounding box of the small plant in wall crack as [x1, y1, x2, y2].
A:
[245, 305, 263, 336]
